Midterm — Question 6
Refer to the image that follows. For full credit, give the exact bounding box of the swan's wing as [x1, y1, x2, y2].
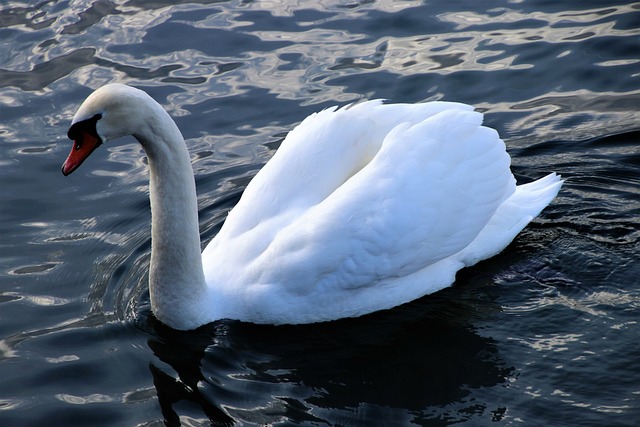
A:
[210, 100, 473, 240]
[252, 109, 516, 294]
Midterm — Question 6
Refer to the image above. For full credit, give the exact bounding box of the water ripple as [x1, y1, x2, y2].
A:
[1, 1, 639, 426]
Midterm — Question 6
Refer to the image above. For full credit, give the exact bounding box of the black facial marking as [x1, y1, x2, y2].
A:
[67, 113, 103, 149]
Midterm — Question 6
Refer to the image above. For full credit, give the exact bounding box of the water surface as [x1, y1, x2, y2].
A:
[1, 1, 639, 426]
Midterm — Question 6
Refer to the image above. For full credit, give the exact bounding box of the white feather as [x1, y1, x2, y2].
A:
[202, 102, 561, 324]
[66, 84, 563, 329]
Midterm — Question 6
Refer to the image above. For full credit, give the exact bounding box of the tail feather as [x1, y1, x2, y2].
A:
[505, 173, 564, 221]
[458, 173, 563, 266]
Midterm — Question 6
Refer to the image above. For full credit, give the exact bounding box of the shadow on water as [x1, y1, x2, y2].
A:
[140, 292, 513, 426]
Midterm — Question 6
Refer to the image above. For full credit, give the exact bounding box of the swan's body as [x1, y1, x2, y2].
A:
[62, 84, 562, 330]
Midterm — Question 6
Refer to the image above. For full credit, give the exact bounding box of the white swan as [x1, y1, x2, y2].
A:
[61, 84, 562, 330]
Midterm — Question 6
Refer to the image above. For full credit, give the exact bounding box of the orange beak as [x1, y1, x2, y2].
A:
[61, 131, 102, 176]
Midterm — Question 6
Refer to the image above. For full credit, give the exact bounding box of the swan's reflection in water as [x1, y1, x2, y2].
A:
[145, 291, 513, 426]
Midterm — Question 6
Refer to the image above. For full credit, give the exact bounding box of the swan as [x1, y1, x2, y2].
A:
[61, 84, 562, 330]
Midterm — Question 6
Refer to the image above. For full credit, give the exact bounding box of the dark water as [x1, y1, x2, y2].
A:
[1, 0, 639, 425]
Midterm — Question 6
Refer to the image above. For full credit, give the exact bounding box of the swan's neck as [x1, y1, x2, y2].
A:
[136, 105, 209, 330]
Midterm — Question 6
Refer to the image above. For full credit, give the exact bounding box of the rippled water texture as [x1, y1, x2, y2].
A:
[1, 1, 639, 426]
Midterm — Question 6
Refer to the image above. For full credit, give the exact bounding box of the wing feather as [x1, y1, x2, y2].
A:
[204, 101, 472, 261]
[248, 108, 516, 294]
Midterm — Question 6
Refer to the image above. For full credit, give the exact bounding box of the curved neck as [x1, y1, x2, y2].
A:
[136, 104, 208, 330]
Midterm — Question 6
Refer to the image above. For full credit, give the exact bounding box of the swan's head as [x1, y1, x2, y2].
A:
[62, 84, 155, 176]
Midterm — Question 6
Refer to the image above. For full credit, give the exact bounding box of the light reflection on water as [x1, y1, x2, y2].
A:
[1, 0, 639, 426]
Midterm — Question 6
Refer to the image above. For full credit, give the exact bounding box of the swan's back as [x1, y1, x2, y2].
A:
[202, 101, 562, 324]
[217, 101, 474, 235]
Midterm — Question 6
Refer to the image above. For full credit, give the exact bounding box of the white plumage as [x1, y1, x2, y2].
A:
[62, 84, 562, 329]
